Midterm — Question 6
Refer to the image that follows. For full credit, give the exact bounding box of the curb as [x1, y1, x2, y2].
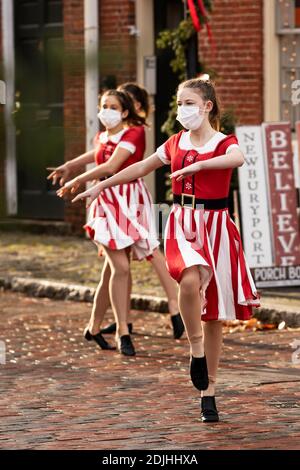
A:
[0, 276, 169, 314]
[1, 276, 300, 327]
[0, 219, 74, 236]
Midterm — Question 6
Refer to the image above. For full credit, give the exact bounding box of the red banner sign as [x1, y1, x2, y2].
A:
[262, 122, 300, 266]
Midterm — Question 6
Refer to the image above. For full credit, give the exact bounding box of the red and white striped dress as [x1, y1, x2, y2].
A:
[84, 126, 160, 260]
[156, 130, 261, 321]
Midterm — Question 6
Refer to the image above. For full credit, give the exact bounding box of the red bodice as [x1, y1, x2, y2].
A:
[163, 130, 239, 199]
[93, 126, 146, 170]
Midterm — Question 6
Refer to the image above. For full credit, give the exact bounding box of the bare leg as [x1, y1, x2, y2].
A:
[88, 255, 111, 335]
[98, 249, 131, 329]
[150, 248, 179, 316]
[125, 248, 132, 322]
[178, 266, 204, 357]
[201, 320, 223, 397]
[103, 246, 130, 338]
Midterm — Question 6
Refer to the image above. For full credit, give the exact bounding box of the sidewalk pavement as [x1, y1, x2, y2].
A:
[1, 228, 300, 325]
[1, 275, 300, 327]
[0, 291, 299, 450]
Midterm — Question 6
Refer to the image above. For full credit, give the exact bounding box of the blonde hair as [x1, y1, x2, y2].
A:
[178, 78, 221, 131]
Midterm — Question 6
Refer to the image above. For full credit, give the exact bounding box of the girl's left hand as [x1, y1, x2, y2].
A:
[169, 161, 202, 181]
[56, 177, 81, 198]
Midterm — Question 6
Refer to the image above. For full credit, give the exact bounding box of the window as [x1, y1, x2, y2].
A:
[277, 0, 300, 129]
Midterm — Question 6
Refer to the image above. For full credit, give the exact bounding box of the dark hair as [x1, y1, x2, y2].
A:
[118, 82, 150, 118]
[99, 89, 146, 127]
[178, 78, 221, 131]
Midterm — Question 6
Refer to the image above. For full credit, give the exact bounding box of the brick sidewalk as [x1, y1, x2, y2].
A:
[0, 291, 299, 450]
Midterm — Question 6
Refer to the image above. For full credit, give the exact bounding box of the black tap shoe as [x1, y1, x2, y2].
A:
[118, 334, 136, 356]
[200, 396, 219, 422]
[84, 327, 116, 350]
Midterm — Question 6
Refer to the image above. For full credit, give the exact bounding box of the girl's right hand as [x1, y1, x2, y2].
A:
[71, 182, 104, 207]
[46, 163, 71, 186]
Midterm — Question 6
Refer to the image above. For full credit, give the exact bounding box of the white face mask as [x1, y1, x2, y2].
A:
[176, 105, 206, 130]
[97, 108, 122, 129]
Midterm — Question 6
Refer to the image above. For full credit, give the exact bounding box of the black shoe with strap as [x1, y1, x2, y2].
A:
[118, 334, 136, 356]
[171, 313, 185, 339]
[83, 327, 116, 350]
[200, 396, 219, 423]
[190, 355, 209, 391]
[100, 322, 133, 335]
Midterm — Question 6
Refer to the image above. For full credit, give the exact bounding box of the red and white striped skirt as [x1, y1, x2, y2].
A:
[164, 204, 261, 321]
[84, 178, 160, 260]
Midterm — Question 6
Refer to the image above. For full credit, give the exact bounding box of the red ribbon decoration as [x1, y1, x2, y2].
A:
[206, 22, 216, 54]
[197, 0, 207, 18]
[197, 0, 216, 52]
[187, 0, 216, 54]
[187, 0, 201, 31]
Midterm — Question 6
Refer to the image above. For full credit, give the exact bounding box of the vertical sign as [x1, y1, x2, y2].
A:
[236, 126, 273, 267]
[262, 122, 300, 266]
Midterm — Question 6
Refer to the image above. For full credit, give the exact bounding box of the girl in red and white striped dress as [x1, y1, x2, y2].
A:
[51, 89, 161, 356]
[73, 78, 261, 422]
[98, 82, 184, 340]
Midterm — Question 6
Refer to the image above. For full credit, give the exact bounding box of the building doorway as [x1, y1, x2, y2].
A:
[14, 0, 64, 219]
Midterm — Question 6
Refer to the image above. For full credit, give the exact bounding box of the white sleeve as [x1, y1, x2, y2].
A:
[226, 144, 240, 154]
[156, 143, 170, 165]
[118, 141, 136, 154]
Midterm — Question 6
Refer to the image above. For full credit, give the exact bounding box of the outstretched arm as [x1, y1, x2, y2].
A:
[69, 147, 133, 184]
[47, 149, 95, 186]
[56, 145, 140, 197]
[170, 148, 245, 181]
[71, 153, 164, 205]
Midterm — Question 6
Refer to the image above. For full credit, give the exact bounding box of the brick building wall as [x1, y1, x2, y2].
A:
[99, 0, 136, 87]
[0, 0, 264, 226]
[63, 0, 137, 231]
[198, 0, 264, 126]
[0, 0, 137, 227]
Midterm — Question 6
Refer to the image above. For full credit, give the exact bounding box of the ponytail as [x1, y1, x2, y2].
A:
[118, 82, 150, 119]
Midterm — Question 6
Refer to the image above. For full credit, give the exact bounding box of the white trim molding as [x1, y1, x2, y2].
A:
[1, 0, 17, 214]
[84, 0, 99, 225]
[135, 0, 156, 200]
[84, 0, 99, 152]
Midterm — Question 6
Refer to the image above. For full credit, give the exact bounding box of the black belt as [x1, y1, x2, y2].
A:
[173, 194, 229, 210]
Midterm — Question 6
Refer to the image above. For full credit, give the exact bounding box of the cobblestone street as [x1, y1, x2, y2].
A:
[0, 291, 299, 450]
